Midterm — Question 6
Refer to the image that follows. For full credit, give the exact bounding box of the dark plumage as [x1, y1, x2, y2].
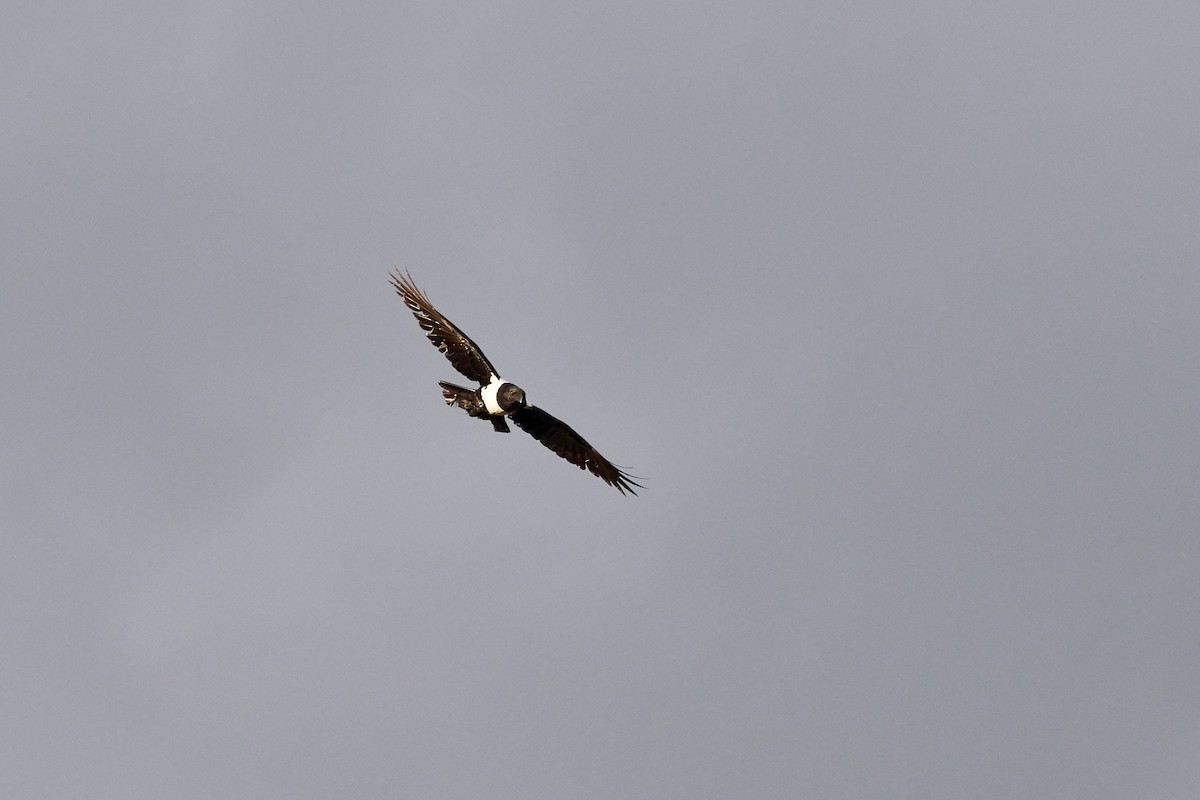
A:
[390, 272, 500, 386]
[390, 271, 642, 495]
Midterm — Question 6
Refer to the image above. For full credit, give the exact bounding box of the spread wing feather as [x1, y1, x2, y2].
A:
[510, 406, 642, 495]
[390, 271, 500, 385]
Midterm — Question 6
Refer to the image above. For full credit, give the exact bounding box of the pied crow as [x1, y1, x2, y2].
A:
[390, 271, 642, 495]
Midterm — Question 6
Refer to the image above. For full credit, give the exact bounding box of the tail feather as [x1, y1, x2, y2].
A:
[437, 381, 485, 416]
[437, 381, 508, 432]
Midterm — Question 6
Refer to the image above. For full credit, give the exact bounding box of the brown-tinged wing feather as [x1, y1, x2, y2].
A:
[510, 405, 642, 495]
[390, 271, 500, 385]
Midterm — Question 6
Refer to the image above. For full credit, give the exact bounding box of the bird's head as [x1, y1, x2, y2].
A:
[496, 382, 527, 411]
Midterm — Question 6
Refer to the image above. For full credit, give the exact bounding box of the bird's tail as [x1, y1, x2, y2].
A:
[438, 381, 481, 414]
[437, 381, 510, 432]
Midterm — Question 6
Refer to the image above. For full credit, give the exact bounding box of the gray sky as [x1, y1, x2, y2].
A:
[4, 2, 1199, 798]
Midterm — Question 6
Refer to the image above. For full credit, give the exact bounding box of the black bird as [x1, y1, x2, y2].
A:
[390, 271, 642, 495]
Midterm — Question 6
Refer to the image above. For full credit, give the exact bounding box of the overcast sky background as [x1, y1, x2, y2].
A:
[4, 3, 1199, 798]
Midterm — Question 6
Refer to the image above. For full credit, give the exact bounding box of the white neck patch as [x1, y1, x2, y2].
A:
[481, 378, 510, 415]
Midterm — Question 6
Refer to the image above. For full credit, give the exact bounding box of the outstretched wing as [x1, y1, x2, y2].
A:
[510, 405, 642, 495]
[390, 271, 501, 385]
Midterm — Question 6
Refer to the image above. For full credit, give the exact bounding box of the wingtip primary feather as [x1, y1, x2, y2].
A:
[609, 467, 644, 496]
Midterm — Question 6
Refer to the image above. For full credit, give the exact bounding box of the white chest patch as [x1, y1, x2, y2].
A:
[481, 378, 509, 415]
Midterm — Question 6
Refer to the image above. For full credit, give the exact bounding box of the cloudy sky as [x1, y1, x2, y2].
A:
[4, 2, 1199, 797]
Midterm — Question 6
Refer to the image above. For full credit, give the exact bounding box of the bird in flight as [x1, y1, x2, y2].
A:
[390, 271, 642, 495]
